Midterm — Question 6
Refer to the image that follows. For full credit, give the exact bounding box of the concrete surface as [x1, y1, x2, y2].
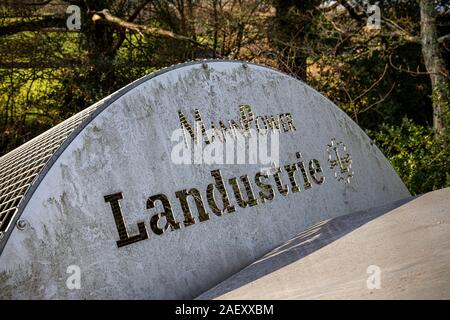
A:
[0, 61, 409, 299]
[197, 187, 450, 299]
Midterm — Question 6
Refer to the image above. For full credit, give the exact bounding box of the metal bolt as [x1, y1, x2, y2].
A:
[17, 219, 27, 231]
[242, 63, 248, 69]
[202, 63, 208, 69]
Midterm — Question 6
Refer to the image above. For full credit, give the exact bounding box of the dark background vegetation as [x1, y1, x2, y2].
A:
[0, 0, 449, 195]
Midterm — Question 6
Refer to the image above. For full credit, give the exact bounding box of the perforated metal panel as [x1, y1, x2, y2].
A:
[0, 103, 99, 246]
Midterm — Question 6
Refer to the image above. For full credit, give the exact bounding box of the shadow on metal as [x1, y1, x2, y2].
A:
[196, 196, 415, 300]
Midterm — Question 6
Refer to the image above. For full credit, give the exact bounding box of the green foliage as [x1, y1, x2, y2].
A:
[369, 118, 450, 195]
[431, 81, 450, 129]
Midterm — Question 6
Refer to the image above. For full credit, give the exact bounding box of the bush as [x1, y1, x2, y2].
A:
[368, 117, 450, 195]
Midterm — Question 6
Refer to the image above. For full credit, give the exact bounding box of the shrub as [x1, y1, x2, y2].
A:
[368, 117, 450, 195]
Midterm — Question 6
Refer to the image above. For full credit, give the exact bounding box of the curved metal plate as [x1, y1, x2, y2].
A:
[0, 60, 410, 299]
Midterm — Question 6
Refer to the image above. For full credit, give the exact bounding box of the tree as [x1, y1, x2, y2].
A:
[270, 0, 318, 81]
[0, 0, 269, 154]
[419, 0, 449, 136]
[331, 0, 449, 136]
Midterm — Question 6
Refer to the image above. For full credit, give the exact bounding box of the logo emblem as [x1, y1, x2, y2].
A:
[327, 138, 353, 184]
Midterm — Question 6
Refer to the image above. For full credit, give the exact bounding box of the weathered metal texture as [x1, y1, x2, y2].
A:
[0, 61, 198, 253]
[0, 61, 410, 299]
[0, 104, 97, 250]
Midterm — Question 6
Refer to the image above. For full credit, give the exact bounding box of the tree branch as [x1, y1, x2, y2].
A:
[438, 34, 450, 43]
[382, 18, 420, 43]
[91, 9, 211, 50]
[336, 0, 365, 22]
[23, 0, 53, 5]
[128, 0, 153, 22]
[62, 0, 88, 9]
[112, 0, 153, 51]
[337, 0, 420, 44]
[359, 82, 396, 114]
[0, 15, 66, 36]
[354, 64, 389, 102]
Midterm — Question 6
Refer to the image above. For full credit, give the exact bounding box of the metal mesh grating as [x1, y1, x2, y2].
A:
[0, 102, 101, 244]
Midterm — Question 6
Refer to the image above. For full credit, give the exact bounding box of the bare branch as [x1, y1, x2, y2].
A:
[111, 0, 153, 51]
[91, 9, 212, 50]
[0, 15, 66, 36]
[23, 0, 53, 5]
[128, 0, 153, 22]
[336, 0, 365, 22]
[383, 18, 420, 43]
[337, 1, 420, 44]
[389, 54, 450, 79]
[354, 64, 389, 102]
[438, 34, 450, 43]
[359, 83, 396, 114]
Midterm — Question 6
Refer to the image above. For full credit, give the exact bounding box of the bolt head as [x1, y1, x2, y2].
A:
[17, 219, 27, 230]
